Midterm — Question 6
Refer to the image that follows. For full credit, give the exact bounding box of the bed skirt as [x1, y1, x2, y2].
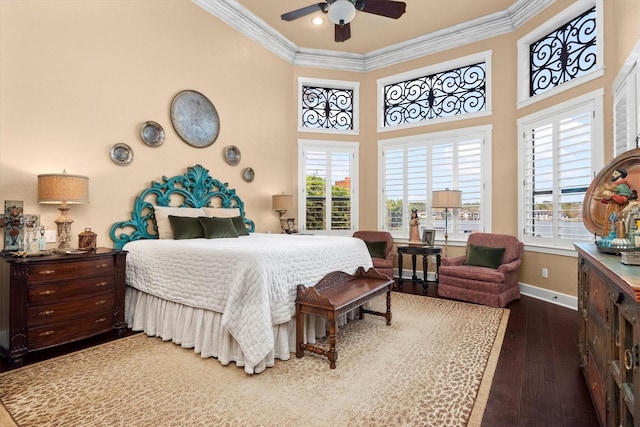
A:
[124, 286, 358, 374]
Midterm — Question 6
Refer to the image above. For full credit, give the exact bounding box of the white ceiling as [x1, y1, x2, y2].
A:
[194, 0, 554, 70]
[237, 0, 518, 54]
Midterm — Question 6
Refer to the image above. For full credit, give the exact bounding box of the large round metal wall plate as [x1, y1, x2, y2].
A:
[170, 90, 220, 148]
[242, 167, 255, 183]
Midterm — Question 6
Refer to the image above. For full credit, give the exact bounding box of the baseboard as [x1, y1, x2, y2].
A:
[518, 282, 577, 311]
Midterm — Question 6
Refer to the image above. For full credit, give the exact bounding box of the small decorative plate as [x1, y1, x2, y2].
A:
[242, 167, 255, 183]
[140, 121, 165, 147]
[224, 145, 241, 166]
[110, 143, 133, 166]
[170, 90, 220, 148]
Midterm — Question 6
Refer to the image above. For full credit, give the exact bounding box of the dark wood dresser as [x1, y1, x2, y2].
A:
[0, 248, 127, 368]
[575, 243, 640, 427]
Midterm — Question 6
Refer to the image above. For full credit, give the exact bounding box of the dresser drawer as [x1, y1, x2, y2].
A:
[28, 292, 114, 326]
[28, 276, 114, 304]
[587, 315, 607, 373]
[588, 269, 608, 322]
[28, 311, 114, 350]
[28, 258, 114, 282]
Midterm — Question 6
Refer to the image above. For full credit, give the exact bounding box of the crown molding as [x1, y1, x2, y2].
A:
[194, 0, 555, 72]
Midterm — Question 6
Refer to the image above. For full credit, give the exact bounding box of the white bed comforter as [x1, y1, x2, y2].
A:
[123, 233, 373, 368]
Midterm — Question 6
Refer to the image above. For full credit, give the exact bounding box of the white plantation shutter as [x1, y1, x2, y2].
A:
[613, 63, 639, 157]
[521, 104, 594, 248]
[299, 141, 358, 235]
[380, 128, 490, 240]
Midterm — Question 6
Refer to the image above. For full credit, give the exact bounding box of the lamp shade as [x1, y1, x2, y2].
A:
[432, 189, 462, 209]
[328, 0, 356, 25]
[38, 173, 89, 204]
[272, 194, 293, 211]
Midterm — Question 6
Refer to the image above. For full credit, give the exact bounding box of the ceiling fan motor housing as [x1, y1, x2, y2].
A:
[328, 0, 357, 26]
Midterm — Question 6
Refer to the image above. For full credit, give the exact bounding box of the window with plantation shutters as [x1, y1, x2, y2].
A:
[613, 60, 640, 157]
[298, 140, 358, 235]
[518, 91, 603, 250]
[379, 126, 491, 241]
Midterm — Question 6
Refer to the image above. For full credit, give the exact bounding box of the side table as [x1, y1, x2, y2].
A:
[397, 245, 442, 293]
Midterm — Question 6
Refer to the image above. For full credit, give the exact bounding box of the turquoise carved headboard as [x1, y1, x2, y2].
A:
[109, 164, 255, 249]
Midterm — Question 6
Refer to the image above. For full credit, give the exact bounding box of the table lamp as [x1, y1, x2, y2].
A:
[431, 189, 462, 257]
[272, 194, 293, 233]
[38, 171, 89, 249]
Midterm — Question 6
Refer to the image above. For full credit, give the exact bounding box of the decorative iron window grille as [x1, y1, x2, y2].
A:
[301, 86, 354, 131]
[530, 7, 596, 97]
[383, 62, 486, 127]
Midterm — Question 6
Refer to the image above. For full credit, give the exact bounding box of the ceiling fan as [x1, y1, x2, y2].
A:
[281, 0, 407, 43]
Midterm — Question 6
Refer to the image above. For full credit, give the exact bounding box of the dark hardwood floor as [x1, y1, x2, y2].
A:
[1, 283, 599, 427]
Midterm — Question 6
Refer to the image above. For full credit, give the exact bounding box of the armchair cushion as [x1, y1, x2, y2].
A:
[465, 244, 505, 269]
[364, 240, 387, 258]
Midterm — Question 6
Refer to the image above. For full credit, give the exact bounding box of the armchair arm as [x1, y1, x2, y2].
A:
[441, 255, 466, 267]
[497, 258, 522, 274]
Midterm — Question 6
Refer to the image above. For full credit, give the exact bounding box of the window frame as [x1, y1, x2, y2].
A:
[297, 77, 360, 135]
[297, 139, 359, 235]
[516, 0, 604, 109]
[376, 51, 492, 133]
[377, 125, 493, 243]
[517, 89, 604, 256]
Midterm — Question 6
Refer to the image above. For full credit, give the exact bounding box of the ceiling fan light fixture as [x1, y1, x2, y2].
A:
[328, 0, 356, 26]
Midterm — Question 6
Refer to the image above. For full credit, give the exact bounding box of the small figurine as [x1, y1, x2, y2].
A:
[409, 209, 421, 243]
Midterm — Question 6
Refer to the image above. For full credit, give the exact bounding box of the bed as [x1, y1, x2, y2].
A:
[110, 164, 373, 374]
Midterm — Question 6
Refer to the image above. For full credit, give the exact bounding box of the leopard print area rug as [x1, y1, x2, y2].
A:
[0, 293, 508, 427]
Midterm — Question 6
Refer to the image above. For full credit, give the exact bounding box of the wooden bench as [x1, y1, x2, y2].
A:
[295, 267, 393, 369]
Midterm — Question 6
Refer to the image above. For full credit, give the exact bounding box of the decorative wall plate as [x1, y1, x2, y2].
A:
[110, 143, 133, 166]
[242, 167, 255, 183]
[140, 121, 165, 147]
[170, 90, 220, 148]
[224, 145, 241, 166]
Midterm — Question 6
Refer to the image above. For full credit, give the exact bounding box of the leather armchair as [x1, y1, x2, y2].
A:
[437, 232, 523, 308]
[353, 231, 395, 280]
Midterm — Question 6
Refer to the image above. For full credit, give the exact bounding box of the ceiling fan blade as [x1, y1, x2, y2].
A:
[281, 3, 327, 21]
[335, 22, 351, 42]
[357, 0, 406, 19]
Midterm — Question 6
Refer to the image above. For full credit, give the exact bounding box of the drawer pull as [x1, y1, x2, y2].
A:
[38, 310, 55, 316]
[95, 300, 107, 306]
[96, 263, 110, 269]
[95, 318, 107, 323]
[95, 281, 108, 287]
[38, 270, 56, 275]
[624, 349, 634, 371]
[38, 330, 55, 337]
[38, 290, 56, 296]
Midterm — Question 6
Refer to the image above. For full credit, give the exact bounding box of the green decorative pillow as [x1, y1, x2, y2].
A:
[465, 244, 505, 269]
[168, 215, 204, 240]
[364, 240, 387, 259]
[198, 217, 238, 239]
[230, 216, 249, 236]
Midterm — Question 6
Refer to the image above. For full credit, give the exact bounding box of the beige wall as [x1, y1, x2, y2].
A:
[0, 0, 297, 242]
[1, 0, 639, 298]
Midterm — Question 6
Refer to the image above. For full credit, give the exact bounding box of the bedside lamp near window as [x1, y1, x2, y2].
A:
[272, 194, 293, 234]
[38, 171, 89, 249]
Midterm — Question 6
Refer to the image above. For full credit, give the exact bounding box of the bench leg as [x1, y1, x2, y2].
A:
[296, 303, 304, 358]
[385, 289, 392, 325]
[327, 311, 337, 369]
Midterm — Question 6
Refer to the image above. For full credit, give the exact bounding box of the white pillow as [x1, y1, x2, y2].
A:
[153, 206, 205, 239]
[202, 207, 241, 218]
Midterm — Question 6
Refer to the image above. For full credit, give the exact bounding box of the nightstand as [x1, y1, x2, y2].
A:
[0, 248, 127, 369]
